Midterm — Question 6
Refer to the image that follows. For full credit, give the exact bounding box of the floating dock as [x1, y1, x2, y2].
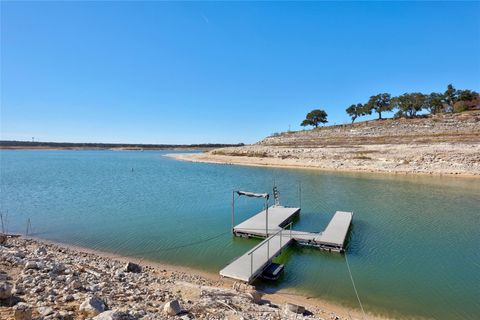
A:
[233, 206, 300, 237]
[220, 196, 353, 283]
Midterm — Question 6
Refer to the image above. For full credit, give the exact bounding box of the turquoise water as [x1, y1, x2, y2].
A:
[1, 150, 479, 319]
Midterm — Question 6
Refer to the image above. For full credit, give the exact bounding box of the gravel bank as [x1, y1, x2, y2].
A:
[1, 236, 379, 320]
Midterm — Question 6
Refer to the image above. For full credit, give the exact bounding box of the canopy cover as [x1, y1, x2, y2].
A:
[236, 191, 269, 199]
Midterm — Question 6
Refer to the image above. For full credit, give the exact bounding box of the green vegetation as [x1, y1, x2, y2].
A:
[346, 103, 368, 123]
[345, 84, 479, 121]
[366, 93, 393, 120]
[300, 109, 328, 128]
[392, 93, 427, 118]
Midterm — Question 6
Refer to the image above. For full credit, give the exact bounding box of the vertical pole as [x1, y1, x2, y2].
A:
[231, 191, 235, 234]
[280, 229, 282, 248]
[267, 237, 270, 260]
[290, 222, 292, 239]
[298, 181, 302, 208]
[251, 254, 253, 277]
[265, 198, 268, 237]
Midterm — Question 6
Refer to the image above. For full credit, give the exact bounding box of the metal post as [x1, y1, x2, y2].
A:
[290, 222, 292, 239]
[250, 254, 253, 276]
[298, 181, 302, 208]
[231, 191, 235, 234]
[280, 229, 282, 247]
[265, 198, 269, 236]
[267, 237, 270, 260]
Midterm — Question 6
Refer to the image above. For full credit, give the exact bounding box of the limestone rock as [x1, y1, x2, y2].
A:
[79, 296, 108, 316]
[51, 263, 66, 275]
[13, 283, 25, 295]
[38, 306, 54, 316]
[246, 290, 262, 304]
[284, 302, 305, 314]
[24, 261, 38, 270]
[70, 279, 83, 290]
[0, 281, 13, 299]
[163, 299, 183, 316]
[93, 310, 138, 320]
[14, 302, 32, 320]
[124, 262, 142, 273]
[35, 246, 47, 255]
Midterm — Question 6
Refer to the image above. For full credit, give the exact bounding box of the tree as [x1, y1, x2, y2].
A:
[443, 84, 458, 112]
[457, 89, 479, 103]
[392, 93, 427, 118]
[426, 92, 444, 114]
[366, 93, 392, 119]
[346, 103, 368, 123]
[442, 85, 478, 113]
[300, 109, 328, 128]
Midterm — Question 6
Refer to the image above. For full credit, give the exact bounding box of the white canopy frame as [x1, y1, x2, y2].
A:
[232, 190, 270, 236]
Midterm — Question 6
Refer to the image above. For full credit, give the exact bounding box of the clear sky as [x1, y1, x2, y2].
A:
[1, 1, 479, 144]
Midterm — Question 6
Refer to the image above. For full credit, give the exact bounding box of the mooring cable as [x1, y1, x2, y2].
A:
[345, 252, 366, 320]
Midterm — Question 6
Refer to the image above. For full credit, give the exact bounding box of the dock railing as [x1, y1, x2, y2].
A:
[247, 222, 293, 278]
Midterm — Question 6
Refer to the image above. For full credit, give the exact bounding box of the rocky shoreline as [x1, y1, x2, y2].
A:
[1, 236, 374, 320]
[166, 112, 480, 177]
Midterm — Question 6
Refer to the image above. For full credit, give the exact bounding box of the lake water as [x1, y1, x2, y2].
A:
[1, 150, 479, 319]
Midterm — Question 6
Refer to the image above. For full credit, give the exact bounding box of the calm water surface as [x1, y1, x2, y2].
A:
[1, 150, 479, 319]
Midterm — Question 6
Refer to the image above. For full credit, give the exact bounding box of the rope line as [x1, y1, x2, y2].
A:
[345, 252, 366, 320]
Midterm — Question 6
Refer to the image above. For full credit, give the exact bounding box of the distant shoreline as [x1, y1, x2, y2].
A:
[0, 140, 244, 151]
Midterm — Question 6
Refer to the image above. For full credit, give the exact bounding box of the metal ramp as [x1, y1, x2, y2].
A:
[220, 227, 293, 283]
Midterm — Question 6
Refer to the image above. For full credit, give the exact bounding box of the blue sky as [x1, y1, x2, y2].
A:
[1, 1, 479, 144]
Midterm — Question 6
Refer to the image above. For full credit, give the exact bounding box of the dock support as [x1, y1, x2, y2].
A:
[232, 191, 235, 234]
[265, 198, 269, 236]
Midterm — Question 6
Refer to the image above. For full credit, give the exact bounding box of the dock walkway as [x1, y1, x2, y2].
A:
[220, 229, 293, 282]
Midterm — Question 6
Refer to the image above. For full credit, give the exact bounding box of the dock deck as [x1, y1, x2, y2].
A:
[234, 206, 300, 237]
[221, 205, 353, 283]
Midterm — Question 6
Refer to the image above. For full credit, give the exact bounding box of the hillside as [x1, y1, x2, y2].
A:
[167, 111, 480, 176]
